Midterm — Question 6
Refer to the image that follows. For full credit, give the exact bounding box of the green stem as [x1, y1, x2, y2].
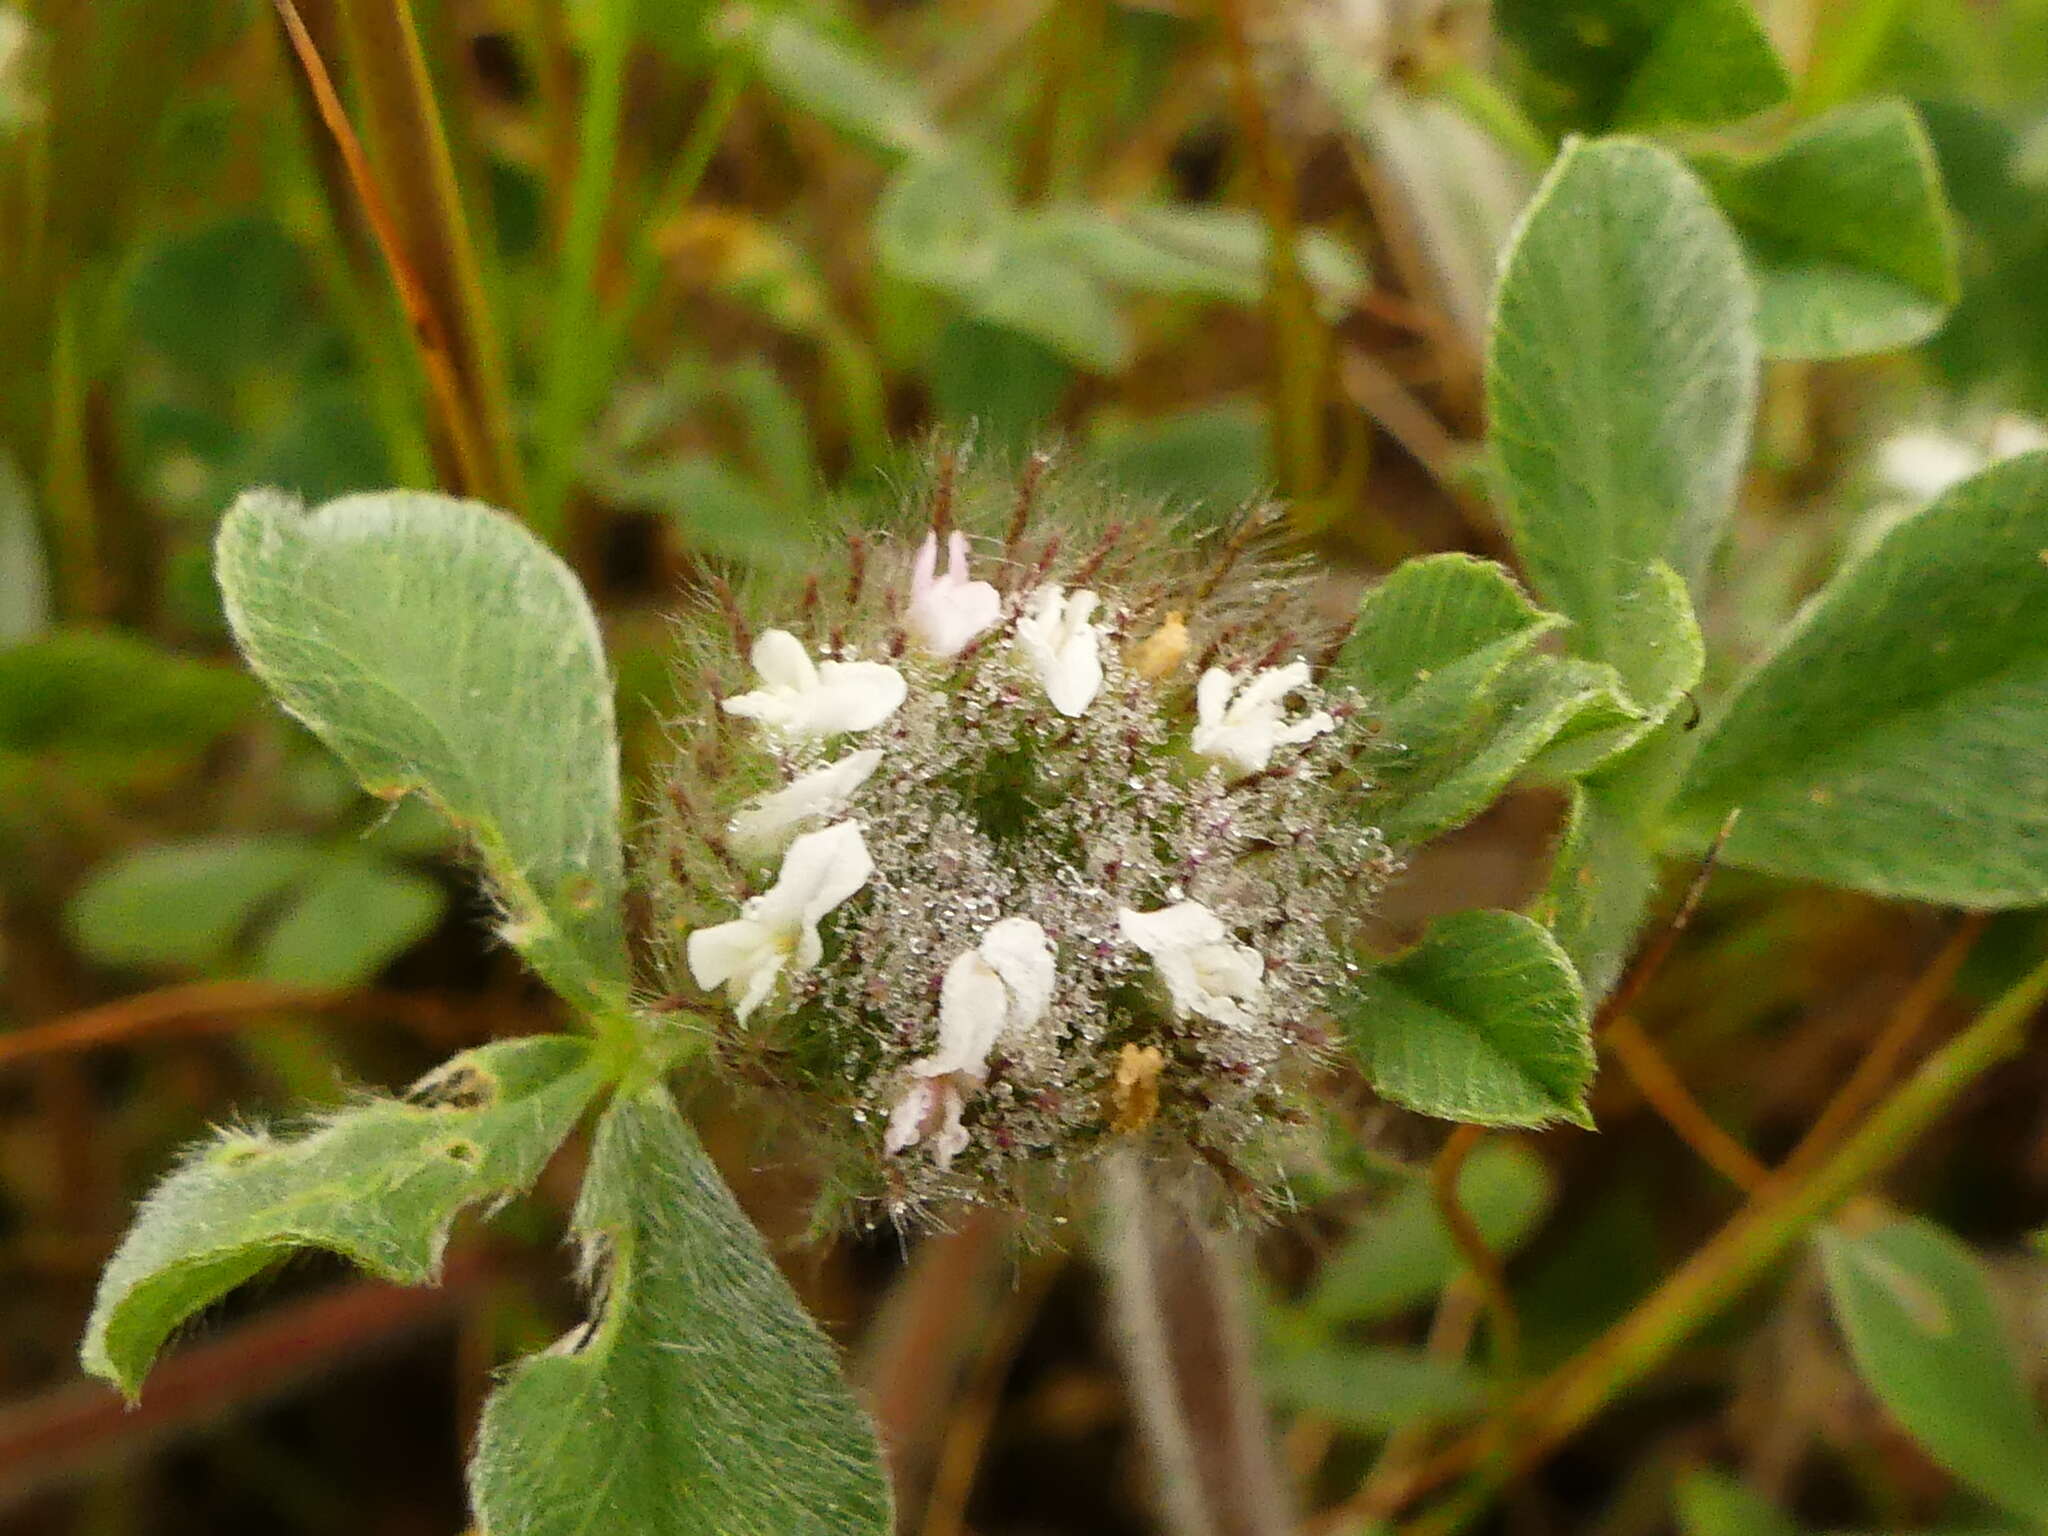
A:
[1398, 948, 2048, 1536]
[597, 60, 745, 385]
[532, 0, 638, 541]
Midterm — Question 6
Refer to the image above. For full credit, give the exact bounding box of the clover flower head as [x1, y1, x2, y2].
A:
[653, 452, 1398, 1225]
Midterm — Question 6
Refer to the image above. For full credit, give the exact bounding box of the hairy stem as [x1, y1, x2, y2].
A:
[1101, 1154, 1291, 1536]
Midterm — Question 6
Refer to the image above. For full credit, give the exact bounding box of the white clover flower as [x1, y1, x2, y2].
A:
[1014, 584, 1105, 716]
[1191, 661, 1335, 777]
[1877, 430, 1984, 502]
[1877, 415, 2048, 502]
[1118, 902, 1266, 1029]
[722, 629, 906, 744]
[654, 457, 1398, 1221]
[686, 821, 873, 1021]
[906, 530, 1001, 657]
[728, 749, 883, 859]
[884, 917, 1056, 1168]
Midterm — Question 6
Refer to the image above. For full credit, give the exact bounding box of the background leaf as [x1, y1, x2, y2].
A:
[1262, 1345, 1487, 1433]
[1497, 0, 1791, 135]
[0, 629, 256, 761]
[1694, 101, 1959, 359]
[468, 1085, 893, 1536]
[215, 490, 629, 1013]
[0, 450, 49, 642]
[728, 10, 940, 158]
[1305, 1141, 1555, 1324]
[1343, 910, 1595, 1128]
[1488, 137, 1754, 706]
[82, 1035, 601, 1399]
[1819, 1217, 2048, 1523]
[1675, 453, 2048, 906]
[67, 834, 322, 971]
[253, 854, 445, 988]
[1675, 1471, 1804, 1536]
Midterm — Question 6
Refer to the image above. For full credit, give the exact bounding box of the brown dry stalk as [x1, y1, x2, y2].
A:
[1429, 1124, 1519, 1372]
[1605, 1017, 1770, 1192]
[0, 979, 469, 1068]
[1779, 913, 1989, 1178]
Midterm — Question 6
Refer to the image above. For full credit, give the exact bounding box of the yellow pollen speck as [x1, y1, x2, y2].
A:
[1130, 612, 1190, 681]
[1110, 1043, 1165, 1133]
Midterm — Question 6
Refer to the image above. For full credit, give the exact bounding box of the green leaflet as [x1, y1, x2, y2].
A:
[1337, 554, 1647, 843]
[1675, 454, 2048, 906]
[877, 155, 1370, 375]
[1497, 0, 1791, 135]
[1693, 100, 1959, 359]
[1026, 204, 1369, 315]
[1819, 1217, 2048, 1524]
[215, 490, 630, 1015]
[469, 1086, 893, 1536]
[1488, 138, 1749, 709]
[1343, 910, 1594, 1128]
[82, 1035, 603, 1399]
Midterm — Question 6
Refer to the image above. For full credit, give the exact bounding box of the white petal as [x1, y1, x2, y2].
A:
[1119, 901, 1226, 956]
[775, 821, 875, 928]
[686, 919, 785, 1023]
[1195, 666, 1235, 728]
[1190, 942, 1263, 1002]
[1276, 710, 1336, 749]
[809, 659, 909, 733]
[750, 628, 817, 691]
[911, 530, 939, 595]
[1235, 659, 1312, 714]
[728, 750, 883, 858]
[883, 1078, 936, 1155]
[686, 918, 769, 991]
[906, 530, 1002, 657]
[929, 1090, 969, 1168]
[979, 916, 1056, 1031]
[917, 950, 1009, 1080]
[721, 630, 906, 744]
[1016, 586, 1105, 717]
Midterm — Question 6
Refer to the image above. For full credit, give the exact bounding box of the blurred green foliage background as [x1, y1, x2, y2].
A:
[6, 1, 2048, 1533]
